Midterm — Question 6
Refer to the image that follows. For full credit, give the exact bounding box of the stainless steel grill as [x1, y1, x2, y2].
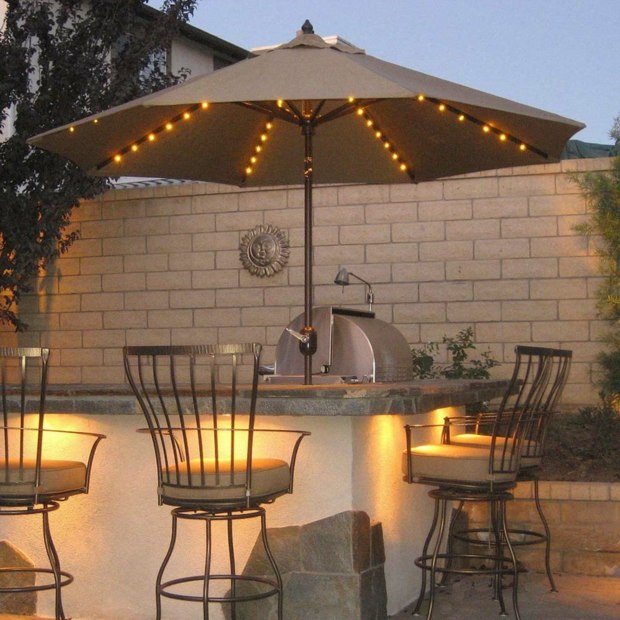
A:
[266, 306, 413, 384]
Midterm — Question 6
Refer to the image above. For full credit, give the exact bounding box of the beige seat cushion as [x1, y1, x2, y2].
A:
[162, 457, 291, 505]
[0, 458, 87, 499]
[402, 443, 518, 485]
[450, 433, 542, 468]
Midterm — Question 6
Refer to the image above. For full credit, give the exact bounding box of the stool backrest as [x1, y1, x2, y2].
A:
[0, 347, 50, 497]
[123, 343, 262, 504]
[513, 346, 572, 460]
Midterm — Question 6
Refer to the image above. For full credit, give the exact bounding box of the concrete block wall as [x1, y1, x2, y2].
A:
[2, 157, 612, 406]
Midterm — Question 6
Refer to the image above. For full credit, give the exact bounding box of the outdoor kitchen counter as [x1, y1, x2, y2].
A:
[42, 378, 509, 416]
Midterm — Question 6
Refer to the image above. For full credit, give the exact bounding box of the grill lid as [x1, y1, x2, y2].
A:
[270, 306, 413, 383]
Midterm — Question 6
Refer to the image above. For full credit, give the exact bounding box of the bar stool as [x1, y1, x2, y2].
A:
[445, 346, 572, 591]
[0, 347, 105, 619]
[123, 343, 309, 620]
[402, 346, 557, 619]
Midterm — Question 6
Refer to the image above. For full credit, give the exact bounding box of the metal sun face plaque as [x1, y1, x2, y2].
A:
[239, 224, 290, 277]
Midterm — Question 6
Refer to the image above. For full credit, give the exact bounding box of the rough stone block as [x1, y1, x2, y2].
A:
[0, 540, 36, 615]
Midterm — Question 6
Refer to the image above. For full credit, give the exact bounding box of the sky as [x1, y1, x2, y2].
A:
[150, 0, 619, 145]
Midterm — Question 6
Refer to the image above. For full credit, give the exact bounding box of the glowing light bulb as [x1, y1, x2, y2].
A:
[438, 104, 446, 112]
[201, 102, 209, 109]
[183, 112, 191, 120]
[93, 119, 99, 124]
[399, 163, 407, 171]
[266, 122, 273, 130]
[383, 141, 390, 149]
[392, 152, 398, 160]
[250, 156, 257, 163]
[69, 126, 75, 133]
[260, 134, 267, 142]
[277, 99, 284, 108]
[165, 122, 173, 131]
[148, 133, 156, 142]
[348, 96, 355, 103]
[482, 125, 490, 133]
[245, 166, 253, 175]
[114, 154, 122, 163]
[519, 144, 527, 151]
[458, 114, 465, 122]
[255, 145, 262, 153]
[375, 130, 382, 139]
[131, 144, 139, 152]
[417, 94, 425, 101]
[499, 133, 507, 141]
[357, 107, 364, 116]
[366, 119, 373, 127]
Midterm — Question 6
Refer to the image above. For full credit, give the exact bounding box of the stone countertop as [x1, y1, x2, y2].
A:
[40, 379, 508, 416]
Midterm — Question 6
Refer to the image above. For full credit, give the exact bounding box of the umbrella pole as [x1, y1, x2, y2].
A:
[301, 121, 317, 384]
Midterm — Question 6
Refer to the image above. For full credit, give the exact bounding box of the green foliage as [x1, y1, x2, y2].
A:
[572, 115, 620, 403]
[410, 327, 500, 380]
[0, 0, 198, 330]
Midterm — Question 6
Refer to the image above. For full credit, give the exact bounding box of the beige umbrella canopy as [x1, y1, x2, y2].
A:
[29, 21, 584, 382]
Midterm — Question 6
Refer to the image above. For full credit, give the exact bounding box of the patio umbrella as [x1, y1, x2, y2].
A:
[29, 20, 584, 383]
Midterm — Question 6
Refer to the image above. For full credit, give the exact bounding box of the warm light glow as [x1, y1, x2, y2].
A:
[255, 145, 262, 153]
[375, 130, 382, 139]
[131, 144, 139, 152]
[399, 163, 407, 171]
[201, 101, 209, 109]
[366, 119, 373, 127]
[266, 122, 273, 130]
[69, 126, 75, 133]
[348, 96, 355, 103]
[260, 134, 267, 142]
[458, 114, 465, 122]
[438, 104, 446, 112]
[183, 112, 191, 120]
[499, 133, 507, 141]
[165, 122, 173, 131]
[93, 119, 98, 124]
[277, 99, 284, 108]
[148, 133, 156, 142]
[245, 166, 253, 175]
[114, 154, 122, 163]
[383, 141, 390, 149]
[250, 156, 257, 163]
[520, 143, 527, 151]
[482, 125, 491, 133]
[357, 107, 364, 116]
[417, 94, 425, 101]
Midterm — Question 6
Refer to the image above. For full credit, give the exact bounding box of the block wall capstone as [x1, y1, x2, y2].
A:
[3, 158, 613, 406]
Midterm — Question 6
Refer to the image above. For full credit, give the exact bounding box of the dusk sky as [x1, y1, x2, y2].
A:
[151, 0, 620, 145]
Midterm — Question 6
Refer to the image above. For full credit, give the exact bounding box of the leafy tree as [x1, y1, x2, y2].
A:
[0, 0, 198, 330]
[573, 116, 620, 405]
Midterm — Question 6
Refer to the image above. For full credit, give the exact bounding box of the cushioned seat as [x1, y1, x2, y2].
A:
[161, 458, 290, 504]
[0, 458, 87, 499]
[402, 443, 518, 486]
[448, 433, 543, 468]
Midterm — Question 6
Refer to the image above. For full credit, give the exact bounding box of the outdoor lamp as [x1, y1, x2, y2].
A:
[334, 267, 374, 312]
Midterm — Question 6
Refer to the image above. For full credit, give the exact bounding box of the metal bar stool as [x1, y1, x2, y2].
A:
[124, 343, 309, 620]
[446, 346, 572, 591]
[402, 345, 559, 619]
[0, 347, 105, 619]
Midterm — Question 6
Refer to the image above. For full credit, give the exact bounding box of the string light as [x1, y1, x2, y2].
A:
[242, 119, 275, 181]
[415, 93, 548, 158]
[357, 106, 414, 180]
[91, 102, 208, 169]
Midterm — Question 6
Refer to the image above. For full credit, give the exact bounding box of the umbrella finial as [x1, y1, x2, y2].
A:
[301, 20, 314, 34]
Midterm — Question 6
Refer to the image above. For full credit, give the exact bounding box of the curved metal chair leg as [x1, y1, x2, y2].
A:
[533, 478, 558, 592]
[42, 507, 66, 620]
[426, 497, 448, 620]
[259, 508, 283, 620]
[157, 511, 179, 620]
[501, 498, 522, 620]
[412, 495, 441, 616]
[489, 499, 507, 614]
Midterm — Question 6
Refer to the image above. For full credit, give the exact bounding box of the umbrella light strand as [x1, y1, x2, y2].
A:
[415, 94, 548, 159]
[89, 102, 210, 170]
[242, 120, 274, 181]
[356, 106, 415, 181]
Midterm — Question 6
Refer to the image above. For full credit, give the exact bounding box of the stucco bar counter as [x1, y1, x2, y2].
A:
[30, 379, 507, 620]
